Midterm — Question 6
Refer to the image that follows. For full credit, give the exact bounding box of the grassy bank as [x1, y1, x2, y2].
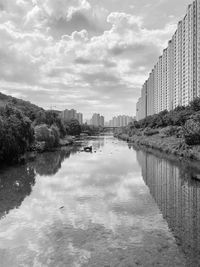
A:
[115, 97, 200, 162]
[116, 131, 200, 161]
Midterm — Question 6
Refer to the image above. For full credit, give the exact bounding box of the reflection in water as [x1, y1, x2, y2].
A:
[32, 146, 79, 176]
[0, 165, 35, 219]
[136, 149, 200, 266]
[31, 140, 105, 177]
[0, 136, 190, 266]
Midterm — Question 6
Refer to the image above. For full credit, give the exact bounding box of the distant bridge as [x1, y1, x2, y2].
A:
[102, 126, 123, 131]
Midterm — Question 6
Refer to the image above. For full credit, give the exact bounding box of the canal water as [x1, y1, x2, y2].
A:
[0, 135, 200, 266]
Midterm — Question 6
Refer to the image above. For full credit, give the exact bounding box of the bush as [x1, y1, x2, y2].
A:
[159, 126, 178, 137]
[0, 105, 34, 163]
[65, 119, 81, 136]
[143, 128, 159, 136]
[189, 97, 200, 112]
[183, 119, 200, 145]
[34, 124, 60, 149]
[34, 110, 66, 138]
[50, 125, 60, 146]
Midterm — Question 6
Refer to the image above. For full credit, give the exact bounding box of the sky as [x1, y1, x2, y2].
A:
[0, 0, 193, 120]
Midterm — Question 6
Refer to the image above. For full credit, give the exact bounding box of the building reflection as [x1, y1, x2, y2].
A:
[136, 149, 200, 266]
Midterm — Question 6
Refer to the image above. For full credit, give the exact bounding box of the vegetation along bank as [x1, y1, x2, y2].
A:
[0, 92, 101, 165]
[115, 98, 200, 161]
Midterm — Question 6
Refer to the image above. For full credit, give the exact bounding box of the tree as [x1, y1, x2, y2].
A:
[34, 124, 61, 149]
[65, 119, 81, 136]
[0, 105, 34, 163]
[190, 97, 200, 112]
[34, 110, 66, 138]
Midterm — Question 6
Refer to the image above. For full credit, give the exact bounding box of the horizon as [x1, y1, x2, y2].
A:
[0, 0, 193, 120]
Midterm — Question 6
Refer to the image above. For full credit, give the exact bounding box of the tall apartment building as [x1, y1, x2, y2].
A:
[76, 113, 83, 124]
[91, 113, 105, 126]
[100, 115, 104, 127]
[136, 0, 200, 120]
[61, 109, 83, 124]
[109, 115, 135, 127]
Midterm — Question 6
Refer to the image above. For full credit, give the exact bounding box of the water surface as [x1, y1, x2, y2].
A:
[0, 135, 199, 266]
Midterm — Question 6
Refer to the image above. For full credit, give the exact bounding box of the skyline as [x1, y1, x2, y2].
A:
[0, 0, 194, 120]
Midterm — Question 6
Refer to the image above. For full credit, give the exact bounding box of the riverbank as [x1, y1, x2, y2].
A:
[116, 132, 200, 161]
[18, 135, 80, 164]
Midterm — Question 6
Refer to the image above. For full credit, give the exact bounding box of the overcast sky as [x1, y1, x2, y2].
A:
[0, 0, 193, 120]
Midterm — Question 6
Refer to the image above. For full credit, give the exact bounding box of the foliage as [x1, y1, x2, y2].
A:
[81, 123, 102, 135]
[0, 92, 43, 121]
[64, 119, 81, 136]
[50, 125, 60, 146]
[0, 105, 34, 163]
[183, 119, 200, 145]
[34, 124, 60, 149]
[159, 126, 178, 137]
[143, 128, 159, 136]
[136, 103, 196, 129]
[125, 98, 200, 144]
[34, 110, 66, 137]
[189, 97, 200, 112]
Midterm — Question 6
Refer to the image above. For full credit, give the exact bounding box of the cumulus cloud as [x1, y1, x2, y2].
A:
[0, 0, 186, 119]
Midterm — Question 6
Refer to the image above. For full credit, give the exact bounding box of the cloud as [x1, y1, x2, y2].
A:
[0, 0, 182, 119]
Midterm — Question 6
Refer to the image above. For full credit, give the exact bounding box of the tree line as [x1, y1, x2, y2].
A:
[0, 103, 98, 164]
[125, 98, 200, 145]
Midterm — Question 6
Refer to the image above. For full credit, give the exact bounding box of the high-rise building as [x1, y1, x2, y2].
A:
[76, 113, 83, 124]
[100, 116, 104, 127]
[136, 0, 200, 120]
[61, 109, 83, 124]
[108, 115, 135, 127]
[91, 113, 104, 126]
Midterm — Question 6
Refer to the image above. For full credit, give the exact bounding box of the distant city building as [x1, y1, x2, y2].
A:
[61, 109, 83, 124]
[136, 0, 200, 120]
[76, 113, 83, 124]
[90, 113, 105, 126]
[108, 115, 135, 127]
[100, 115, 104, 127]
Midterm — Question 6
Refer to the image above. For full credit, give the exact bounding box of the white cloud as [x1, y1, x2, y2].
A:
[0, 0, 180, 118]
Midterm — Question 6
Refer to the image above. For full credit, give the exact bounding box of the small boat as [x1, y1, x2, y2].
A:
[84, 146, 92, 152]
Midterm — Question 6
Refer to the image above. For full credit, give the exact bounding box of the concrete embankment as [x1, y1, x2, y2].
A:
[116, 133, 200, 161]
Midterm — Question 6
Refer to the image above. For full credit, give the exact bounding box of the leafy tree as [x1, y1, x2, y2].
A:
[65, 119, 81, 136]
[183, 119, 200, 145]
[34, 110, 66, 137]
[50, 125, 60, 146]
[189, 97, 200, 112]
[0, 105, 34, 163]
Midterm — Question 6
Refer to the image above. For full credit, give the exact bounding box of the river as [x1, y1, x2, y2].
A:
[0, 135, 200, 266]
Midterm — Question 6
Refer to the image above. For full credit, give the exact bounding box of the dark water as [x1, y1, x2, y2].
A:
[0, 135, 200, 266]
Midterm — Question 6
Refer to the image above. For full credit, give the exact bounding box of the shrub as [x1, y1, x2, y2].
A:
[183, 119, 200, 145]
[65, 119, 81, 136]
[34, 110, 66, 138]
[50, 125, 60, 146]
[143, 128, 159, 136]
[189, 97, 200, 112]
[0, 105, 34, 163]
[159, 126, 178, 137]
[34, 124, 60, 149]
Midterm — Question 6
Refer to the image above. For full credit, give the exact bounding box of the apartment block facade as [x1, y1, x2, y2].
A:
[136, 0, 200, 120]
[108, 115, 135, 127]
[61, 109, 83, 124]
[90, 113, 105, 127]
